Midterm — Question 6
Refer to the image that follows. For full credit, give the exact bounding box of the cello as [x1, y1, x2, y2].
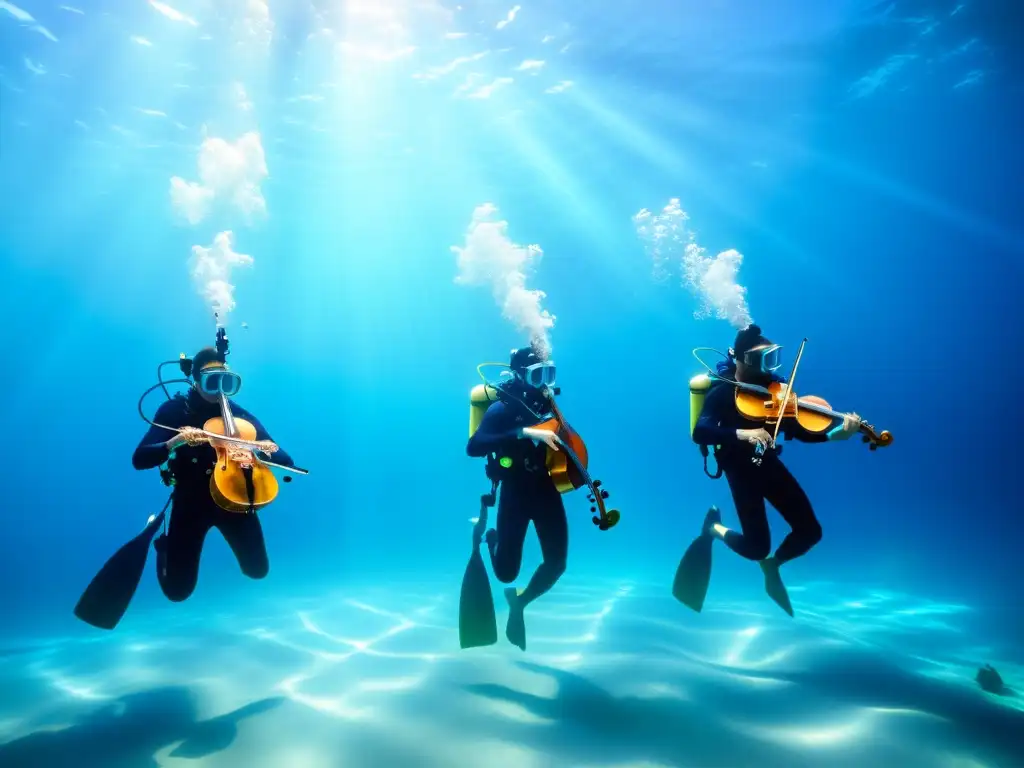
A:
[533, 393, 621, 531]
[203, 392, 282, 513]
[147, 397, 308, 512]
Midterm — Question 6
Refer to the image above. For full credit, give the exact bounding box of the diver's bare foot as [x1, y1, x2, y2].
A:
[504, 587, 526, 651]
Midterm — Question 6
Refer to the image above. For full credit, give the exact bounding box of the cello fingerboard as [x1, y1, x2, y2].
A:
[557, 440, 595, 488]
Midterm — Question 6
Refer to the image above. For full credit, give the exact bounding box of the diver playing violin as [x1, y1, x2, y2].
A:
[132, 346, 295, 602]
[681, 324, 871, 617]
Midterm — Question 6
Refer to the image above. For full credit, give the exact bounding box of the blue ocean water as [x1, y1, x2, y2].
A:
[1, 0, 1022, 766]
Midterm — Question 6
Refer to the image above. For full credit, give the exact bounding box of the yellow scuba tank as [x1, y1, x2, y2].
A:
[690, 372, 725, 479]
[688, 373, 713, 438]
[469, 383, 501, 438]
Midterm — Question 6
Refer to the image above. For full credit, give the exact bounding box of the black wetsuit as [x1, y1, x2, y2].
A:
[467, 391, 567, 604]
[132, 391, 294, 602]
[693, 379, 829, 564]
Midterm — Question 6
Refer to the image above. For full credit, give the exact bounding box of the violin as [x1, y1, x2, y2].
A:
[731, 338, 893, 457]
[198, 393, 299, 513]
[534, 394, 621, 531]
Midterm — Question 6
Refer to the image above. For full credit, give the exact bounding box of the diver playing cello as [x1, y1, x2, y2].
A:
[460, 343, 619, 652]
[74, 332, 304, 631]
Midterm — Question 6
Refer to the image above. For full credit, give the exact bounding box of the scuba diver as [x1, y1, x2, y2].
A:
[74, 327, 304, 630]
[674, 323, 862, 617]
[460, 344, 566, 652]
[133, 345, 294, 602]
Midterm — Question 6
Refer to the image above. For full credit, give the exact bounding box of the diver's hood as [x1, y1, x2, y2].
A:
[509, 346, 544, 372]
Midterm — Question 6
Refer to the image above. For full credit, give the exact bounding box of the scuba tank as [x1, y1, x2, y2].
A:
[688, 373, 713, 438]
[468, 383, 501, 438]
[468, 381, 516, 484]
[689, 372, 723, 479]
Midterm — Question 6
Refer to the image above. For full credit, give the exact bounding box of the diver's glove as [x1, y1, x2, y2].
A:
[519, 427, 560, 451]
[166, 426, 208, 450]
[827, 412, 861, 441]
[737, 428, 773, 451]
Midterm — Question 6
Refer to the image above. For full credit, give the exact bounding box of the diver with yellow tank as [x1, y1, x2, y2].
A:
[674, 323, 865, 617]
[459, 344, 567, 652]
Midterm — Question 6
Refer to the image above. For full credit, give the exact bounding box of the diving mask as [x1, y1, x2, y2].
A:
[197, 367, 242, 397]
[743, 344, 782, 374]
[521, 361, 557, 389]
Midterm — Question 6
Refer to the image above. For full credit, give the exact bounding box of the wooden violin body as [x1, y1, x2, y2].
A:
[536, 415, 589, 493]
[535, 399, 621, 531]
[733, 381, 893, 450]
[204, 406, 279, 513]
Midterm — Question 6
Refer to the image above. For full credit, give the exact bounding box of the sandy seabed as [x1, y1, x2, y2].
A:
[0, 578, 1021, 768]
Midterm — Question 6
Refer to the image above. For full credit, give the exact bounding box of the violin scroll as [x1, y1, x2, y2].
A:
[859, 420, 893, 450]
[588, 478, 620, 530]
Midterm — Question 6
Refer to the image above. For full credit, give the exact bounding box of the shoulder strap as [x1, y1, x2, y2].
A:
[697, 380, 724, 480]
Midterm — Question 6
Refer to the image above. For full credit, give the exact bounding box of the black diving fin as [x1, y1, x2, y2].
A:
[672, 506, 721, 613]
[74, 501, 168, 630]
[459, 490, 498, 649]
